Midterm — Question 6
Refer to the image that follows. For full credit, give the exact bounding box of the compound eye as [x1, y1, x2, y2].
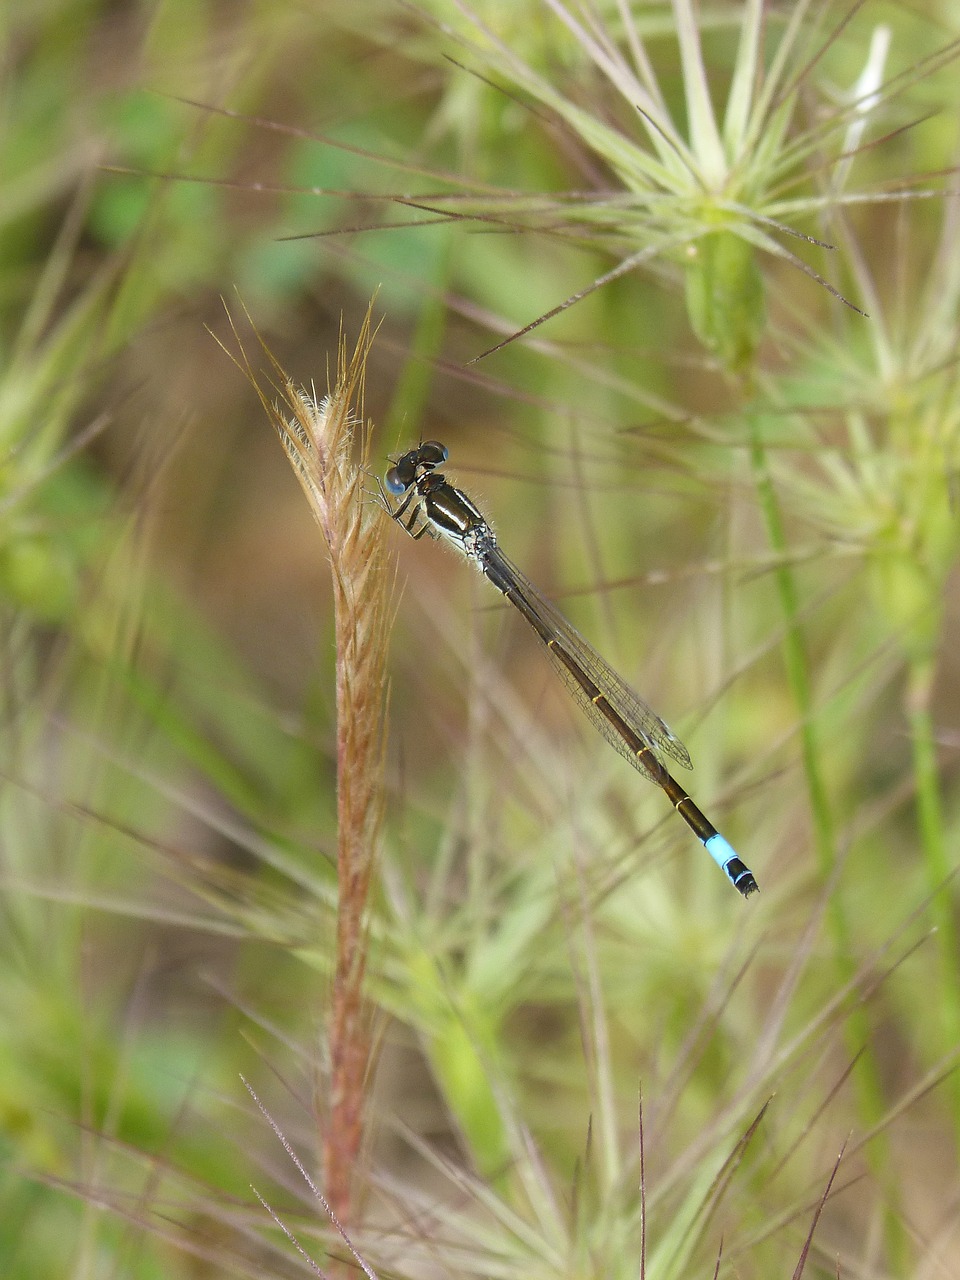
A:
[384, 465, 409, 495]
[420, 441, 449, 466]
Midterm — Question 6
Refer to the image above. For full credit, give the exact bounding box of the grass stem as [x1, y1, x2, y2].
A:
[240, 302, 390, 1226]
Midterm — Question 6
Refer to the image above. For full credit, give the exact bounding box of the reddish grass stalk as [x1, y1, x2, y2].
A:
[238, 302, 389, 1226]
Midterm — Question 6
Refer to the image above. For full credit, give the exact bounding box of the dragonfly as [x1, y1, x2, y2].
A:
[381, 441, 757, 898]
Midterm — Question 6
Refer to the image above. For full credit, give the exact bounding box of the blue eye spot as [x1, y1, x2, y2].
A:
[421, 441, 449, 465]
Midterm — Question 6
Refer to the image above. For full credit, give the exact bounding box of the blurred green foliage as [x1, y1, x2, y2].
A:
[3, 1, 960, 1276]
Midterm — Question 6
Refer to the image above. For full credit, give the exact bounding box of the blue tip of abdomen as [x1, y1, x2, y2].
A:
[704, 833, 759, 898]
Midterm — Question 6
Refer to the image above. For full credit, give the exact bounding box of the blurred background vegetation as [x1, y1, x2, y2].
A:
[3, 1, 960, 1275]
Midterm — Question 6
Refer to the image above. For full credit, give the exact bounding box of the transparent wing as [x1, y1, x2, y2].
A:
[480, 543, 693, 780]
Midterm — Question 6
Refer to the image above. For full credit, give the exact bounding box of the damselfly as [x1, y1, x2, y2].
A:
[382, 442, 757, 898]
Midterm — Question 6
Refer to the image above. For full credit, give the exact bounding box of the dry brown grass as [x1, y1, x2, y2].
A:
[229, 300, 390, 1226]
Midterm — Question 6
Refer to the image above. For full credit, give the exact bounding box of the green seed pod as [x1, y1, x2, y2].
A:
[684, 230, 765, 373]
